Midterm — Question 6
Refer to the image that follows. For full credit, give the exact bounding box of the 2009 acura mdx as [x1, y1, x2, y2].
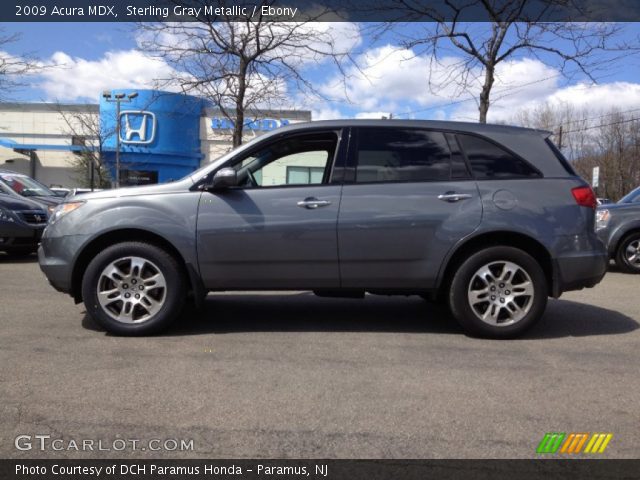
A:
[38, 120, 608, 338]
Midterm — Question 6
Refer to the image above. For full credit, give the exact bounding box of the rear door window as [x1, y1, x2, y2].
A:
[354, 128, 452, 183]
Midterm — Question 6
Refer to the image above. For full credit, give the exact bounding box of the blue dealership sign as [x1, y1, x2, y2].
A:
[101, 90, 204, 184]
[211, 117, 290, 132]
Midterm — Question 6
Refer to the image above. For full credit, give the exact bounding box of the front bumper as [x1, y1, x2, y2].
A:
[596, 229, 613, 257]
[0, 222, 44, 250]
[38, 245, 71, 293]
[38, 234, 87, 294]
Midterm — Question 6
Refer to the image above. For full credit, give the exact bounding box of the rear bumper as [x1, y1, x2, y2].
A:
[553, 249, 608, 296]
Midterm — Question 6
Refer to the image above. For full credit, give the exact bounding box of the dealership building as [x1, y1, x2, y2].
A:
[0, 89, 312, 187]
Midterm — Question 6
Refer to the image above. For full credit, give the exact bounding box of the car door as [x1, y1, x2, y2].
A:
[337, 127, 483, 289]
[197, 129, 345, 289]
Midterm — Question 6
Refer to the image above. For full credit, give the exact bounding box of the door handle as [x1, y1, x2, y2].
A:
[297, 197, 332, 209]
[437, 192, 473, 202]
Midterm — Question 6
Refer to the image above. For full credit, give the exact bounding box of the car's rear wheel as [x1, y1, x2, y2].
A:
[615, 232, 640, 274]
[81, 242, 186, 335]
[449, 246, 547, 339]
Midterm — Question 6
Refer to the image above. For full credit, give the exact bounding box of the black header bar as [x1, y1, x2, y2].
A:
[3, 0, 640, 22]
[3, 459, 640, 480]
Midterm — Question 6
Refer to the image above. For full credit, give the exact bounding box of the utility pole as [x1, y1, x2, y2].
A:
[89, 157, 95, 191]
[102, 91, 138, 188]
[557, 125, 563, 150]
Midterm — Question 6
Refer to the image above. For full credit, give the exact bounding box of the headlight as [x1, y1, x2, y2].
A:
[596, 209, 610, 230]
[49, 201, 85, 224]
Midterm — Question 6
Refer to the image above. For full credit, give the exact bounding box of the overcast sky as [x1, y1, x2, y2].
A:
[2, 21, 640, 124]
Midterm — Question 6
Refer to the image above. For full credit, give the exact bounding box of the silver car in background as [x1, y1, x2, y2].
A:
[38, 120, 607, 338]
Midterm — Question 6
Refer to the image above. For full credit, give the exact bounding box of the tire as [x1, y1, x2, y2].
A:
[615, 232, 640, 274]
[81, 242, 186, 335]
[448, 246, 548, 339]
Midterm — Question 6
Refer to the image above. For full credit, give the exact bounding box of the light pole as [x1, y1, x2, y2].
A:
[102, 91, 138, 188]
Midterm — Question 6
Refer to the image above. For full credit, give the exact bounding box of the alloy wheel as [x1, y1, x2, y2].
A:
[96, 256, 167, 323]
[625, 239, 640, 267]
[467, 260, 534, 327]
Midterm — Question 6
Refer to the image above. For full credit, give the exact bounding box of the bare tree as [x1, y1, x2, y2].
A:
[137, 2, 355, 146]
[56, 104, 112, 189]
[511, 102, 640, 200]
[586, 112, 640, 199]
[375, 1, 634, 123]
[511, 101, 592, 159]
[0, 29, 40, 100]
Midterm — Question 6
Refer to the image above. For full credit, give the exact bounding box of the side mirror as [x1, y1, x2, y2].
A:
[208, 168, 238, 190]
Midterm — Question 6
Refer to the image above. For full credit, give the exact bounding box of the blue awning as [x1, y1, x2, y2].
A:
[0, 137, 202, 159]
[0, 137, 92, 152]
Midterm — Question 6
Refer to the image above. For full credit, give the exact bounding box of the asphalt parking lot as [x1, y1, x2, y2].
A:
[1, 255, 639, 459]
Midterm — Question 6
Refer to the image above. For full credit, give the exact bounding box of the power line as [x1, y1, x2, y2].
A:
[549, 107, 640, 131]
[392, 68, 618, 119]
[563, 116, 640, 135]
[392, 72, 566, 118]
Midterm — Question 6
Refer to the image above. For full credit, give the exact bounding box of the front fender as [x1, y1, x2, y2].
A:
[608, 220, 640, 257]
[41, 192, 202, 297]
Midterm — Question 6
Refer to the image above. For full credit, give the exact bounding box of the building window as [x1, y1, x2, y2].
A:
[232, 131, 337, 188]
[286, 166, 326, 185]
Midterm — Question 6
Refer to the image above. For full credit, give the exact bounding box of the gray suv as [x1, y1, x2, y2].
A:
[597, 186, 640, 273]
[38, 120, 607, 338]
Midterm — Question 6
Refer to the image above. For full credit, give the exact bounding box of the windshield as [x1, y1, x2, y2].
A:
[0, 173, 56, 197]
[618, 186, 640, 204]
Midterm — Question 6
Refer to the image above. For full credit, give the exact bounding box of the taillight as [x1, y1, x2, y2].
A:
[571, 186, 597, 208]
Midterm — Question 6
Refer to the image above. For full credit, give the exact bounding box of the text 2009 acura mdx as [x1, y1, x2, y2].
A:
[39, 120, 607, 338]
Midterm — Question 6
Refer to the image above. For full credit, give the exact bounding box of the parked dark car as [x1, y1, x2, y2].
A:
[0, 190, 48, 257]
[50, 187, 71, 198]
[39, 120, 607, 338]
[50, 187, 104, 199]
[0, 169, 62, 212]
[597, 186, 640, 273]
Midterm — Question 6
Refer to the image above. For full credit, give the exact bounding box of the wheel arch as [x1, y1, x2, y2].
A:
[70, 228, 201, 304]
[437, 231, 555, 299]
[611, 225, 640, 258]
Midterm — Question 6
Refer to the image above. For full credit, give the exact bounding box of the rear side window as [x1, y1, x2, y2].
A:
[355, 128, 451, 183]
[457, 134, 540, 179]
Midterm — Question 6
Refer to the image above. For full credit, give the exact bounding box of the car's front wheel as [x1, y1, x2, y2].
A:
[81, 242, 186, 335]
[448, 246, 548, 339]
[615, 232, 640, 274]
